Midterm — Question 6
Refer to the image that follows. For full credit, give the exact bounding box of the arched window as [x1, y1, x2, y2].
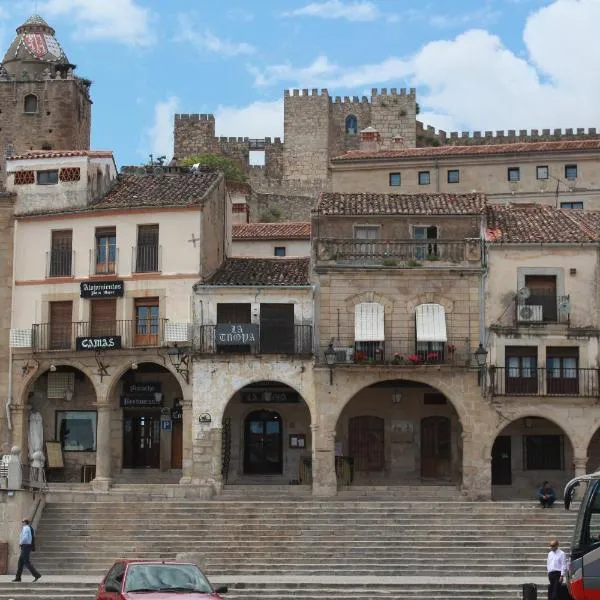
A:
[24, 94, 38, 114]
[345, 114, 358, 136]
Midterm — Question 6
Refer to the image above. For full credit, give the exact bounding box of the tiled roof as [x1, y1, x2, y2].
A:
[332, 140, 600, 161]
[89, 170, 222, 210]
[486, 204, 600, 243]
[233, 222, 311, 240]
[7, 150, 114, 161]
[316, 192, 486, 215]
[203, 257, 310, 286]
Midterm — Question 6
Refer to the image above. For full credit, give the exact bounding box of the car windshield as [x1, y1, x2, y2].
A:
[124, 563, 213, 593]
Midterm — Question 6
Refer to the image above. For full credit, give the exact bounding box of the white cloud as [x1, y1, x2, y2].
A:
[40, 0, 155, 46]
[214, 100, 284, 139]
[146, 96, 180, 161]
[176, 14, 255, 57]
[429, 5, 501, 29]
[251, 0, 600, 132]
[283, 0, 381, 21]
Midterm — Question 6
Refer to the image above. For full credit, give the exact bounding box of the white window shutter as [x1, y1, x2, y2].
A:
[355, 302, 384, 341]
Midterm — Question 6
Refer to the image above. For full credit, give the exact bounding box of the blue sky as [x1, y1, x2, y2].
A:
[0, 0, 597, 168]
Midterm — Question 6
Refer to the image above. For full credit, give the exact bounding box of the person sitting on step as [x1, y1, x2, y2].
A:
[538, 481, 556, 508]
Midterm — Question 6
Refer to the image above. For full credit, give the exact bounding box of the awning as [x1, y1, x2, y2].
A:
[415, 303, 447, 342]
[355, 302, 384, 341]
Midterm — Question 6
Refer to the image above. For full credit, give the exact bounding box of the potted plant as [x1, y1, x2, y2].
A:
[354, 351, 367, 363]
[407, 353, 422, 365]
[392, 353, 404, 365]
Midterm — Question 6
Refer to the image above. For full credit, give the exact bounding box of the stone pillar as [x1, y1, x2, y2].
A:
[191, 423, 221, 495]
[9, 405, 29, 466]
[92, 402, 112, 491]
[572, 456, 588, 500]
[179, 399, 193, 485]
[7, 446, 22, 489]
[461, 430, 491, 500]
[311, 424, 337, 497]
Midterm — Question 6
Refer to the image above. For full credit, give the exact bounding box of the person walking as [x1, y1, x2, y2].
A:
[12, 518, 41, 582]
[547, 539, 566, 600]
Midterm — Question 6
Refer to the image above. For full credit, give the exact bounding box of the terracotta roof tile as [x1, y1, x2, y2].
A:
[7, 150, 114, 160]
[486, 204, 600, 243]
[316, 192, 486, 216]
[333, 140, 600, 161]
[203, 257, 310, 286]
[232, 222, 311, 240]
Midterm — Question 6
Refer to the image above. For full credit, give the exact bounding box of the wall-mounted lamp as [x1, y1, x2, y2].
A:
[474, 343, 488, 386]
[49, 364, 57, 372]
[391, 390, 402, 404]
[324, 343, 336, 385]
[524, 417, 534, 429]
[167, 344, 190, 384]
[131, 362, 138, 370]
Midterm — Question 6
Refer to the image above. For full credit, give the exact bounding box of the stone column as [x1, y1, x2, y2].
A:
[9, 404, 29, 467]
[572, 456, 588, 500]
[311, 424, 337, 497]
[461, 430, 491, 500]
[179, 399, 193, 485]
[92, 402, 112, 491]
[191, 422, 221, 495]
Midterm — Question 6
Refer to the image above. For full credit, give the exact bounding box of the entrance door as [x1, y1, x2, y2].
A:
[171, 420, 183, 469]
[91, 299, 117, 337]
[122, 411, 160, 468]
[491, 436, 512, 485]
[349, 416, 384, 472]
[244, 411, 282, 474]
[260, 304, 294, 354]
[134, 298, 159, 347]
[421, 416, 451, 480]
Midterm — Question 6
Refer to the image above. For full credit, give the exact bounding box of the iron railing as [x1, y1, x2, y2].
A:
[46, 249, 74, 277]
[90, 247, 119, 275]
[32, 319, 170, 351]
[298, 457, 355, 486]
[21, 463, 47, 491]
[133, 245, 161, 273]
[319, 339, 473, 366]
[515, 291, 570, 325]
[489, 367, 599, 397]
[194, 324, 313, 356]
[316, 239, 481, 265]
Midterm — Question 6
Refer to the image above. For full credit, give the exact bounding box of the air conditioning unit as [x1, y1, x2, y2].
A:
[333, 346, 353, 363]
[518, 305, 543, 322]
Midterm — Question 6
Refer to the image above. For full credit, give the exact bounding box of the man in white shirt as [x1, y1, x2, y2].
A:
[547, 539, 567, 600]
[12, 518, 41, 582]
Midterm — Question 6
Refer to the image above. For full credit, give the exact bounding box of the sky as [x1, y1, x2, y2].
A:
[0, 0, 597, 168]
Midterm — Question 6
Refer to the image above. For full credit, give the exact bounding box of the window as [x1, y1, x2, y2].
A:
[134, 297, 159, 347]
[546, 347, 579, 395]
[260, 303, 295, 354]
[90, 299, 117, 337]
[447, 169, 460, 184]
[508, 167, 520, 182]
[49, 230, 72, 277]
[24, 94, 38, 114]
[565, 164, 578, 180]
[274, 247, 286, 257]
[49, 301, 73, 350]
[14, 170, 35, 185]
[354, 226, 380, 239]
[354, 302, 384, 361]
[412, 225, 438, 260]
[95, 227, 116, 274]
[536, 166, 549, 180]
[505, 346, 538, 394]
[415, 303, 447, 363]
[524, 274, 557, 322]
[345, 114, 358, 135]
[56, 411, 97, 452]
[37, 170, 59, 185]
[389, 172, 401, 186]
[561, 201, 584, 209]
[418, 171, 431, 185]
[135, 224, 159, 273]
[524, 435, 564, 470]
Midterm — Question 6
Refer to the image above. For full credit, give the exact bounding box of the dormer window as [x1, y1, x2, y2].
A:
[345, 115, 358, 136]
[24, 94, 38, 114]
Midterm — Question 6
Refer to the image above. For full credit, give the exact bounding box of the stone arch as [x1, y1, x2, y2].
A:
[344, 291, 395, 314]
[24, 93, 38, 113]
[406, 293, 456, 314]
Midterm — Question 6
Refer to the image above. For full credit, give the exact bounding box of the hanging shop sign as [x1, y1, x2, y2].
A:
[126, 382, 162, 395]
[76, 335, 122, 351]
[241, 391, 299, 404]
[80, 280, 124, 298]
[215, 324, 258, 345]
[120, 382, 163, 408]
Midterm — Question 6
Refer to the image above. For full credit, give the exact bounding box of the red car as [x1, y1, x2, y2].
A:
[96, 559, 228, 599]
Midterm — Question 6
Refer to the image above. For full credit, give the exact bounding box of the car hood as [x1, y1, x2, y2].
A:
[123, 593, 220, 599]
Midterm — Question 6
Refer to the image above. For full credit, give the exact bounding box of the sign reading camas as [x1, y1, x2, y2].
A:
[76, 336, 121, 351]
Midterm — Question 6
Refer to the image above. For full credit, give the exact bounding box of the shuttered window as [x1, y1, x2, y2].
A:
[415, 304, 447, 343]
[354, 302, 384, 341]
[50, 301, 72, 350]
[90, 299, 117, 336]
[49, 230, 72, 277]
[136, 225, 159, 273]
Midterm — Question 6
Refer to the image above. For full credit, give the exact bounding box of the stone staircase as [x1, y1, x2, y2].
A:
[0, 488, 577, 600]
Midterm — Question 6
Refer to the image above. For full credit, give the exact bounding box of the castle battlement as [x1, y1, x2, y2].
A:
[285, 87, 417, 103]
[371, 87, 416, 98]
[284, 88, 329, 97]
[175, 113, 215, 122]
[264, 137, 283, 145]
[218, 136, 250, 143]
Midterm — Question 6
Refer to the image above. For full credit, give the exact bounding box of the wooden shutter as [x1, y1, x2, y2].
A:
[90, 299, 117, 336]
[217, 303, 251, 323]
[50, 301, 72, 350]
[51, 230, 72, 252]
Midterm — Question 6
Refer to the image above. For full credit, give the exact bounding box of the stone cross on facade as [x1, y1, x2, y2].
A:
[188, 234, 200, 248]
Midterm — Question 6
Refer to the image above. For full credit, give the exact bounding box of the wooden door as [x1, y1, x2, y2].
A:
[216, 303, 252, 353]
[171, 420, 183, 469]
[348, 416, 384, 472]
[123, 412, 161, 468]
[135, 298, 159, 347]
[244, 411, 283, 474]
[49, 301, 72, 350]
[491, 436, 512, 485]
[91, 299, 117, 337]
[421, 416, 451, 480]
[260, 304, 294, 354]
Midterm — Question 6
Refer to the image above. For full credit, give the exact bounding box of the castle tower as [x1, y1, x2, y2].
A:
[0, 15, 92, 181]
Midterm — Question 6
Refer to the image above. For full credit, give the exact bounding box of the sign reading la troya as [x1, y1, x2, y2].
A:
[80, 280, 124, 298]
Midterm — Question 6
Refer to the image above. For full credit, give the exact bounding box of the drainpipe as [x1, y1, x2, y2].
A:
[6, 219, 18, 431]
[5, 348, 12, 430]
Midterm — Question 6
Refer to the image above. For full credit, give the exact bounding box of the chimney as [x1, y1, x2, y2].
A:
[359, 126, 381, 152]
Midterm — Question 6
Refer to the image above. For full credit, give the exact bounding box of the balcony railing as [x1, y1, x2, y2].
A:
[515, 291, 570, 325]
[319, 339, 472, 366]
[194, 324, 313, 356]
[316, 239, 481, 265]
[133, 245, 161, 273]
[32, 319, 170, 352]
[489, 367, 599, 397]
[46, 250, 74, 278]
[90, 247, 119, 275]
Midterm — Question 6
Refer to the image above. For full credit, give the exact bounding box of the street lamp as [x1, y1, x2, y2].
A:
[324, 343, 336, 385]
[474, 343, 488, 386]
[166, 344, 190, 384]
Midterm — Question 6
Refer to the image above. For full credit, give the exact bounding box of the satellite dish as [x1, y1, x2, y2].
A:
[558, 298, 571, 313]
[517, 286, 531, 300]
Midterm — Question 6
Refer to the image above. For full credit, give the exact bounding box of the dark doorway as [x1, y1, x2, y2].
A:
[421, 416, 451, 480]
[171, 420, 183, 469]
[260, 304, 294, 354]
[123, 411, 161, 468]
[491, 435, 512, 485]
[244, 410, 283, 474]
[349, 416, 385, 472]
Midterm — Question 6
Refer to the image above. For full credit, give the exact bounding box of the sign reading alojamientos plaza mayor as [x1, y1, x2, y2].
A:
[80, 280, 124, 298]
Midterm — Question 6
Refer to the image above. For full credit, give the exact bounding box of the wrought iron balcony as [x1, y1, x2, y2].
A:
[489, 367, 599, 397]
[315, 238, 481, 266]
[132, 244, 161, 273]
[31, 319, 170, 352]
[194, 324, 313, 356]
[515, 292, 570, 325]
[319, 339, 472, 366]
[46, 249, 74, 278]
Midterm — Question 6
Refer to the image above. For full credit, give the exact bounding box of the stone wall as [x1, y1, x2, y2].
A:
[248, 191, 313, 222]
